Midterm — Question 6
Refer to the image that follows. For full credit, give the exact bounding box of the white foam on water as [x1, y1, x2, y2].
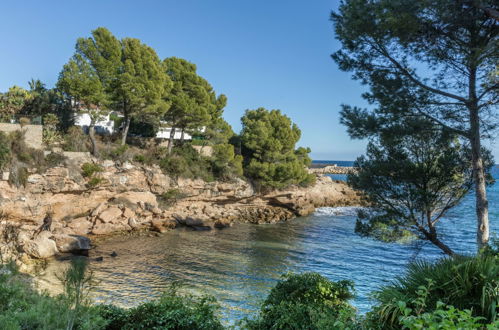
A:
[314, 206, 364, 217]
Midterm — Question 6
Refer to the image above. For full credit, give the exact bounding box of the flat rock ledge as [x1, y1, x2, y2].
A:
[0, 159, 363, 271]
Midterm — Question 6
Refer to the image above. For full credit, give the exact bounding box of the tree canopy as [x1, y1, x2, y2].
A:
[162, 57, 227, 153]
[0, 86, 32, 122]
[351, 118, 495, 255]
[240, 108, 314, 190]
[57, 53, 107, 155]
[72, 27, 172, 145]
[332, 0, 498, 250]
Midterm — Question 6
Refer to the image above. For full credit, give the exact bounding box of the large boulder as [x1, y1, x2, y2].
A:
[98, 207, 122, 223]
[66, 217, 92, 235]
[22, 231, 58, 259]
[53, 234, 91, 253]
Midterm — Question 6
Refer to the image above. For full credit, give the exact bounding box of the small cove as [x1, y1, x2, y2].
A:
[36, 165, 499, 322]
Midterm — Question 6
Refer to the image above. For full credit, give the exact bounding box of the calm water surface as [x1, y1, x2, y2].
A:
[37, 163, 499, 322]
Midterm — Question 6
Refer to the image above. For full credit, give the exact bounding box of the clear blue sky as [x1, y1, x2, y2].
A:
[1, 0, 377, 160]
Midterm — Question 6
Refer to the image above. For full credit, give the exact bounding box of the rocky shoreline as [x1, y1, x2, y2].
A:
[308, 165, 357, 175]
[0, 158, 362, 271]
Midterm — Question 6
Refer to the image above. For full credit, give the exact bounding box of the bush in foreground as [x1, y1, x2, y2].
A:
[242, 272, 356, 329]
[0, 261, 105, 329]
[96, 286, 223, 330]
[368, 254, 499, 329]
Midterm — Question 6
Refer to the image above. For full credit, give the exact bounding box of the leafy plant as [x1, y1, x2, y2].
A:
[81, 162, 103, 178]
[0, 261, 105, 329]
[59, 258, 98, 329]
[0, 132, 11, 171]
[96, 285, 223, 330]
[243, 272, 356, 329]
[240, 108, 315, 191]
[63, 126, 89, 152]
[87, 177, 106, 188]
[370, 255, 499, 328]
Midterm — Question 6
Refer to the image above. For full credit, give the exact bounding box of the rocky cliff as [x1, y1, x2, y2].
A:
[0, 158, 362, 269]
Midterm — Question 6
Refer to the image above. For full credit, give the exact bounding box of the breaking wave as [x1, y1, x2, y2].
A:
[313, 206, 364, 217]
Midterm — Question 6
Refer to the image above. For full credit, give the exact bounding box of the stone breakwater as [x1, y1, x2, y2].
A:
[0, 158, 362, 270]
[308, 165, 357, 175]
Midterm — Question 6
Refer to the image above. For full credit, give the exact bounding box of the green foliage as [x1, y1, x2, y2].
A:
[243, 273, 356, 330]
[0, 262, 105, 329]
[349, 119, 486, 255]
[87, 177, 106, 189]
[162, 57, 223, 152]
[42, 114, 62, 147]
[158, 188, 187, 209]
[108, 145, 130, 162]
[332, 0, 498, 251]
[369, 255, 499, 328]
[81, 162, 103, 178]
[0, 86, 32, 122]
[0, 132, 11, 171]
[96, 286, 223, 330]
[240, 108, 314, 191]
[22, 79, 56, 118]
[211, 143, 243, 181]
[8, 164, 29, 188]
[63, 126, 89, 152]
[398, 301, 496, 330]
[160, 144, 213, 181]
[60, 258, 100, 330]
[44, 152, 67, 168]
[73, 27, 172, 145]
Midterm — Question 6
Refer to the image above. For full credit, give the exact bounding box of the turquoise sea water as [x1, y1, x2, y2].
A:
[38, 161, 499, 322]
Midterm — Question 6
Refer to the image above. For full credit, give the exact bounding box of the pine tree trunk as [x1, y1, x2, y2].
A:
[422, 226, 455, 256]
[468, 65, 489, 251]
[88, 121, 99, 157]
[167, 127, 176, 154]
[121, 116, 131, 146]
[470, 108, 489, 250]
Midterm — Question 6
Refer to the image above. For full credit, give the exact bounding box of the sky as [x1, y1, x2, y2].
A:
[1, 0, 374, 160]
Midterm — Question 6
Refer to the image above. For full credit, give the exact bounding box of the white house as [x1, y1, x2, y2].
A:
[74, 112, 117, 135]
[74, 112, 203, 140]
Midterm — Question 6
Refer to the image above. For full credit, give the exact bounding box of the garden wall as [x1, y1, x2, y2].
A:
[0, 124, 43, 149]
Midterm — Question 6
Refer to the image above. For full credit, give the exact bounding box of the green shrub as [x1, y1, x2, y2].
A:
[81, 162, 103, 178]
[109, 145, 129, 162]
[63, 126, 88, 152]
[240, 108, 315, 191]
[0, 131, 11, 170]
[44, 152, 67, 168]
[370, 255, 499, 328]
[0, 262, 105, 329]
[132, 154, 146, 164]
[8, 164, 29, 187]
[96, 286, 223, 330]
[160, 145, 213, 181]
[158, 188, 187, 209]
[243, 272, 356, 329]
[211, 143, 243, 181]
[398, 301, 497, 329]
[87, 177, 106, 188]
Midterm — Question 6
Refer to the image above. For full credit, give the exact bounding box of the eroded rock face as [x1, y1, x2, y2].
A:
[0, 159, 362, 264]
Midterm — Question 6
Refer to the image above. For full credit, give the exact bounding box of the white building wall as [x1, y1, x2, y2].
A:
[156, 127, 192, 140]
[74, 113, 115, 135]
